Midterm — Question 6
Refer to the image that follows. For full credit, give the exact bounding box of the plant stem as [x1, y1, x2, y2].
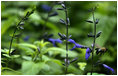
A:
[65, 3, 69, 74]
[8, 10, 35, 56]
[9, 27, 17, 56]
[91, 9, 96, 75]
[9, 19, 23, 56]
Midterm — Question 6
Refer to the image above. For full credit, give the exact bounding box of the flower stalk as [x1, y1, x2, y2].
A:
[91, 8, 96, 75]
[9, 8, 35, 56]
[63, 2, 69, 74]
[57, 1, 70, 74]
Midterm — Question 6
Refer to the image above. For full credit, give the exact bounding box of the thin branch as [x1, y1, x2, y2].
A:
[64, 2, 69, 74]
[9, 9, 35, 56]
[91, 8, 96, 75]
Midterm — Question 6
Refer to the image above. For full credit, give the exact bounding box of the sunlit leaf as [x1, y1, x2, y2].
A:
[21, 61, 45, 75]
[77, 62, 87, 71]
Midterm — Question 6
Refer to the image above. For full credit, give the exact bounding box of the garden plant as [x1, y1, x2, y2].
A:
[1, 1, 117, 75]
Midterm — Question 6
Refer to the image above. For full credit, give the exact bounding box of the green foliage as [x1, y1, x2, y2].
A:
[1, 16, 18, 36]
[77, 62, 87, 71]
[21, 61, 45, 75]
[1, 1, 117, 75]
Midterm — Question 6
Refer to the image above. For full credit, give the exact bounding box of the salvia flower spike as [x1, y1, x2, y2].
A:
[68, 39, 85, 50]
[9, 8, 35, 56]
[42, 5, 52, 12]
[85, 48, 92, 60]
[58, 33, 66, 40]
[58, 1, 69, 74]
[48, 38, 62, 47]
[103, 64, 115, 74]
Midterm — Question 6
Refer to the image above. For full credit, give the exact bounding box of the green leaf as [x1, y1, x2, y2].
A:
[16, 45, 34, 56]
[34, 40, 50, 48]
[11, 55, 20, 58]
[18, 43, 37, 50]
[21, 61, 45, 75]
[68, 64, 83, 75]
[1, 67, 21, 75]
[22, 56, 32, 61]
[2, 54, 10, 58]
[50, 59, 62, 66]
[43, 47, 78, 58]
[77, 62, 87, 71]
[45, 61, 63, 74]
[1, 49, 9, 54]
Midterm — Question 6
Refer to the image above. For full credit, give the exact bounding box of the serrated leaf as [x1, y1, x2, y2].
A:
[21, 61, 45, 75]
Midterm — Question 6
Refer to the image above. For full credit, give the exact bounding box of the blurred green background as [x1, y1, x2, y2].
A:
[1, 1, 117, 75]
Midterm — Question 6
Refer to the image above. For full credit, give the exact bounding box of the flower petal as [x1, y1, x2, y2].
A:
[55, 39, 62, 43]
[85, 48, 91, 60]
[85, 52, 90, 60]
[42, 5, 52, 12]
[76, 43, 83, 48]
[68, 39, 76, 44]
[48, 38, 62, 47]
[70, 45, 76, 51]
[103, 64, 115, 74]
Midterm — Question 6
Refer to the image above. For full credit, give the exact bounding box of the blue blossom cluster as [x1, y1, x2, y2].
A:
[41, 5, 52, 12]
[103, 64, 115, 74]
[48, 38, 62, 47]
[40, 3, 115, 75]
[68, 39, 91, 60]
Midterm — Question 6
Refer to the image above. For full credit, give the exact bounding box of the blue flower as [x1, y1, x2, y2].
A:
[103, 64, 115, 74]
[68, 39, 84, 50]
[48, 38, 62, 47]
[24, 36, 30, 41]
[85, 48, 91, 60]
[68, 39, 76, 44]
[41, 5, 52, 12]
